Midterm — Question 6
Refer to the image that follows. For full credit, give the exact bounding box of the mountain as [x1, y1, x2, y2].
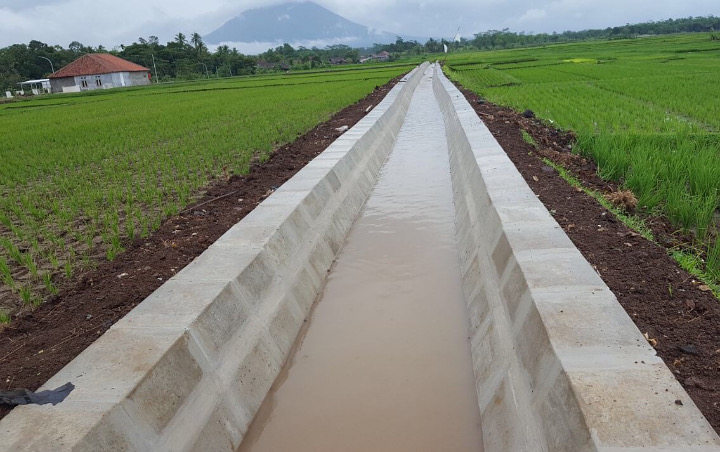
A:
[205, 2, 408, 50]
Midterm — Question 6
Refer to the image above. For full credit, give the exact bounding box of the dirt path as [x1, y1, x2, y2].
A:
[0, 76, 401, 421]
[453, 84, 720, 432]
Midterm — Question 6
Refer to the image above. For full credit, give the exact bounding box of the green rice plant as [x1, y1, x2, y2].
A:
[0, 237, 23, 265]
[48, 252, 60, 270]
[624, 159, 663, 211]
[576, 134, 631, 182]
[19, 285, 32, 306]
[707, 239, 720, 281]
[22, 252, 38, 279]
[0, 310, 10, 324]
[446, 34, 720, 298]
[665, 184, 696, 231]
[105, 237, 124, 262]
[43, 273, 58, 295]
[0, 256, 14, 290]
[126, 212, 136, 242]
[693, 193, 719, 240]
[1, 63, 414, 307]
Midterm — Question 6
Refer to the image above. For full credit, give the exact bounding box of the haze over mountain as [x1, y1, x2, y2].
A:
[205, 2, 423, 53]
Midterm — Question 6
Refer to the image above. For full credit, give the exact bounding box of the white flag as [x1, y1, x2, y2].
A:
[453, 32, 461, 43]
[443, 44, 448, 53]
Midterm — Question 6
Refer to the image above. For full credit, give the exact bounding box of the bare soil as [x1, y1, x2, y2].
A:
[454, 84, 720, 433]
[0, 76, 401, 421]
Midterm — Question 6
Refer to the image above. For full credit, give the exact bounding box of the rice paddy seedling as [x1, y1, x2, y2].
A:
[19, 286, 32, 306]
[446, 33, 720, 284]
[0, 64, 413, 312]
[706, 239, 720, 281]
[43, 273, 58, 295]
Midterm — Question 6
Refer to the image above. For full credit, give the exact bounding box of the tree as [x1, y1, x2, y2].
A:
[174, 33, 187, 47]
[190, 33, 205, 51]
[68, 41, 84, 54]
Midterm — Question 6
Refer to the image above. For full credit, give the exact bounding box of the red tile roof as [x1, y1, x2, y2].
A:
[49, 54, 149, 79]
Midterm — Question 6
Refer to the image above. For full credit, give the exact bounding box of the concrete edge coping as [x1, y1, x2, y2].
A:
[0, 62, 430, 452]
[432, 63, 720, 451]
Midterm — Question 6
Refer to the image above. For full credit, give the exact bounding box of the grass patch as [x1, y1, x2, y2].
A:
[521, 130, 537, 147]
[542, 158, 654, 241]
[546, 157, 720, 297]
[671, 250, 720, 298]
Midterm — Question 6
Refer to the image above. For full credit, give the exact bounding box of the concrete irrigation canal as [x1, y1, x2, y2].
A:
[2, 63, 719, 451]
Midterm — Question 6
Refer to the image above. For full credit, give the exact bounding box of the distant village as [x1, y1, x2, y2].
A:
[8, 49, 394, 98]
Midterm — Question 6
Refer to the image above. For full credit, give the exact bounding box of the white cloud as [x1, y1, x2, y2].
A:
[210, 36, 357, 55]
[519, 8, 548, 23]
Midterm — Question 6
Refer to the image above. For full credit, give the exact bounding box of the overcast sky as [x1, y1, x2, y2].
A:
[2, 0, 719, 49]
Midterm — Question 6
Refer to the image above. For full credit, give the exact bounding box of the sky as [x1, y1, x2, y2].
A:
[1, 0, 719, 50]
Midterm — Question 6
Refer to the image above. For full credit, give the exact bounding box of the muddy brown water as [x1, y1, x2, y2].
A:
[238, 67, 483, 452]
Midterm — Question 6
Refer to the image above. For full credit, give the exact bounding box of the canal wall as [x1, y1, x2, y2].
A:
[433, 63, 720, 451]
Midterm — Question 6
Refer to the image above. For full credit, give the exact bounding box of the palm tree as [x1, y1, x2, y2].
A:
[190, 33, 205, 51]
[175, 32, 187, 47]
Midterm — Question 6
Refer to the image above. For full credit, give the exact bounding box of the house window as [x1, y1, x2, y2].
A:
[80, 77, 88, 88]
[95, 76, 102, 87]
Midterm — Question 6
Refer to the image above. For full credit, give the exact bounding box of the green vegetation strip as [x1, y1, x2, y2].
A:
[0, 64, 413, 309]
[445, 33, 720, 290]
[542, 158, 654, 241]
[546, 157, 719, 298]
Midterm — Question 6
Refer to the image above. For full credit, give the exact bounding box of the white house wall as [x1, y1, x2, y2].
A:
[50, 71, 150, 93]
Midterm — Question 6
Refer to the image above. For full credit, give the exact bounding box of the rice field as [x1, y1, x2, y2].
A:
[445, 33, 720, 282]
[0, 64, 413, 314]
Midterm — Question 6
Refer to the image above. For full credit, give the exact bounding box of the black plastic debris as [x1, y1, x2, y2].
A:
[0, 382, 74, 406]
[678, 344, 700, 356]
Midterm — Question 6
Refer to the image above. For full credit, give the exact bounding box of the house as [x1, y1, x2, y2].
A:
[49, 54, 151, 94]
[376, 51, 391, 61]
[360, 51, 391, 63]
[329, 57, 348, 65]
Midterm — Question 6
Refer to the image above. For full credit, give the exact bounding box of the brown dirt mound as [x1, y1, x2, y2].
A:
[0, 75, 402, 421]
[455, 83, 720, 433]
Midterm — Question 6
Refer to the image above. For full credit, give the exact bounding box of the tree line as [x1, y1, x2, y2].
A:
[1, 15, 718, 91]
[371, 16, 720, 55]
[465, 16, 720, 50]
[0, 33, 369, 91]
